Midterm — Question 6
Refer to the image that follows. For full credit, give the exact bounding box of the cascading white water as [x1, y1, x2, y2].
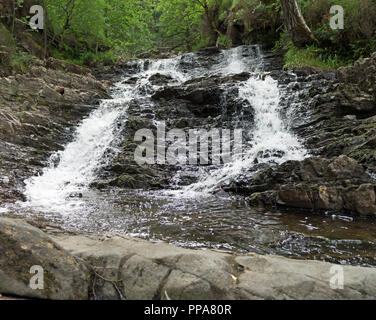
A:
[147, 57, 189, 83]
[221, 45, 262, 74]
[23, 45, 307, 212]
[23, 84, 133, 212]
[22, 56, 189, 213]
[181, 46, 307, 195]
[183, 75, 307, 194]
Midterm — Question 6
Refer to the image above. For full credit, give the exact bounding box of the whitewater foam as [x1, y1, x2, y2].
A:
[182, 75, 307, 195]
[23, 45, 308, 211]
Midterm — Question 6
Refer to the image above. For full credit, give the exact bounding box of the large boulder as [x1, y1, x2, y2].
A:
[53, 231, 376, 300]
[337, 52, 376, 97]
[226, 156, 376, 216]
[337, 52, 376, 115]
[1, 218, 376, 300]
[0, 218, 89, 299]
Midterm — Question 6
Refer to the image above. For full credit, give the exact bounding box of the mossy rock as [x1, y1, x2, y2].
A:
[0, 218, 89, 299]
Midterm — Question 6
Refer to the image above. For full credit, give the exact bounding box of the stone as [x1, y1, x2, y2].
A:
[343, 184, 376, 215]
[241, 156, 376, 215]
[235, 254, 376, 300]
[277, 184, 314, 209]
[0, 218, 89, 300]
[149, 73, 173, 86]
[121, 255, 170, 300]
[54, 86, 65, 95]
[51, 227, 376, 300]
[0, 63, 110, 205]
[2, 218, 376, 300]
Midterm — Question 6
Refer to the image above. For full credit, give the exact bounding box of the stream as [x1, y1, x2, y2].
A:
[6, 46, 376, 267]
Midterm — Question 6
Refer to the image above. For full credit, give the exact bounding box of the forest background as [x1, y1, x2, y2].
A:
[1, 0, 376, 74]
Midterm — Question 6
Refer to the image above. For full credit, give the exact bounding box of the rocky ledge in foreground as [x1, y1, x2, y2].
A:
[1, 217, 376, 300]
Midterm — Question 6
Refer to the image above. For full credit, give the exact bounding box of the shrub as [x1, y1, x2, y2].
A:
[300, 0, 376, 60]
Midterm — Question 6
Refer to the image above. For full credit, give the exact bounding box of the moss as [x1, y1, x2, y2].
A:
[348, 149, 376, 164]
[283, 44, 350, 70]
[117, 175, 138, 188]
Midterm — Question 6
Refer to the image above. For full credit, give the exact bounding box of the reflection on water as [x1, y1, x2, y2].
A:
[9, 188, 376, 267]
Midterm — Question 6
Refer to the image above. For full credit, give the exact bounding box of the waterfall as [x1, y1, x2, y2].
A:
[22, 45, 307, 212]
[12, 46, 376, 266]
[179, 46, 307, 194]
[23, 84, 132, 212]
[183, 75, 307, 194]
[22, 56, 189, 213]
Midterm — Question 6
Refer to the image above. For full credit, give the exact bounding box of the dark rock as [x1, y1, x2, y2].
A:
[148, 73, 173, 86]
[54, 86, 65, 95]
[242, 156, 376, 216]
[0, 63, 110, 205]
[181, 87, 221, 105]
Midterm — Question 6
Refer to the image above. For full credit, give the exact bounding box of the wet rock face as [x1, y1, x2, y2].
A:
[226, 155, 376, 216]
[151, 77, 242, 117]
[96, 57, 256, 190]
[2, 218, 376, 300]
[95, 49, 376, 217]
[222, 53, 376, 215]
[231, 55, 376, 215]
[283, 54, 376, 174]
[0, 60, 110, 204]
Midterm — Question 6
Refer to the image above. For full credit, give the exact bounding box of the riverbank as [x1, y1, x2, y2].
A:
[1, 217, 376, 300]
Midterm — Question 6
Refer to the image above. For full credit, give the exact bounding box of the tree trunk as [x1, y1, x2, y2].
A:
[11, 0, 16, 34]
[280, 0, 315, 47]
[196, 0, 223, 38]
[43, 0, 47, 59]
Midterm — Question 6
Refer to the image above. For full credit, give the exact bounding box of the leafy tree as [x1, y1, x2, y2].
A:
[156, 0, 204, 50]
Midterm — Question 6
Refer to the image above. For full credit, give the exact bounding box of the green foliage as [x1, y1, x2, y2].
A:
[1, 0, 376, 71]
[284, 44, 350, 70]
[46, 0, 156, 62]
[103, 0, 155, 53]
[249, 0, 376, 69]
[276, 32, 350, 70]
[156, 0, 204, 51]
[298, 0, 376, 61]
[216, 34, 232, 48]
